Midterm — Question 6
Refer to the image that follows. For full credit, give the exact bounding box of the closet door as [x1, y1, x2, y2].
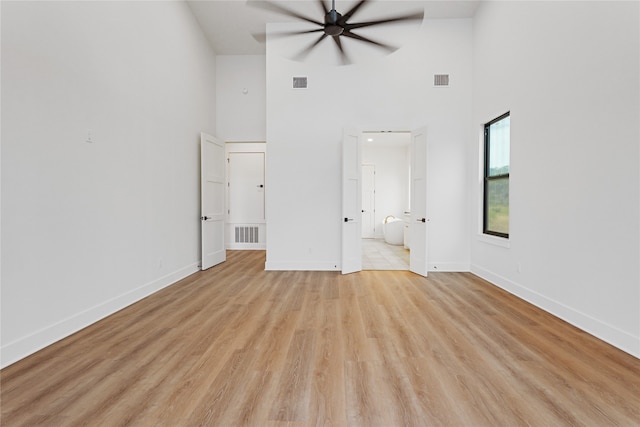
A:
[227, 152, 265, 223]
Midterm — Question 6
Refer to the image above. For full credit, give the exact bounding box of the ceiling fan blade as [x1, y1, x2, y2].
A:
[317, 0, 329, 15]
[340, 0, 369, 23]
[345, 10, 424, 31]
[294, 33, 329, 61]
[252, 27, 325, 44]
[332, 35, 351, 65]
[271, 28, 326, 38]
[341, 30, 397, 53]
[248, 0, 324, 27]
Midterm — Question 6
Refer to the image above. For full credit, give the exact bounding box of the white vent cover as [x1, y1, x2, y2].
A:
[293, 76, 308, 89]
[434, 74, 450, 87]
[235, 226, 259, 243]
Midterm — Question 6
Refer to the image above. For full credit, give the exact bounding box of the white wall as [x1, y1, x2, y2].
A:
[265, 19, 472, 271]
[472, 1, 640, 357]
[216, 55, 266, 142]
[362, 143, 410, 239]
[1, 1, 217, 367]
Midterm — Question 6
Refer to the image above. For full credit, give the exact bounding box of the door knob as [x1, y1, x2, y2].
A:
[257, 184, 264, 188]
[417, 218, 426, 223]
[344, 218, 354, 222]
[201, 216, 211, 221]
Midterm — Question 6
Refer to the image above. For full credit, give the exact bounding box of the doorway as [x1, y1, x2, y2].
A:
[361, 131, 411, 270]
[341, 126, 428, 276]
[225, 142, 267, 250]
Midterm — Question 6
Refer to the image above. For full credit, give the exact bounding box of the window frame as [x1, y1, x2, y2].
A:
[483, 112, 510, 239]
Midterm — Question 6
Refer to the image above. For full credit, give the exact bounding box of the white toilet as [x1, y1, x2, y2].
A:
[383, 215, 404, 245]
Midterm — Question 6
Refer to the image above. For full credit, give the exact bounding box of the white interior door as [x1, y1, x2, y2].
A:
[361, 164, 375, 238]
[201, 132, 226, 270]
[342, 129, 362, 274]
[228, 152, 265, 222]
[410, 127, 428, 277]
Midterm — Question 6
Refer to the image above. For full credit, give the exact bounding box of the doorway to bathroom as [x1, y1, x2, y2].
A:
[342, 126, 427, 276]
[361, 131, 411, 270]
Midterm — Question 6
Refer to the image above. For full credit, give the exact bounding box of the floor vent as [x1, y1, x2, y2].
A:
[434, 74, 450, 87]
[235, 226, 259, 243]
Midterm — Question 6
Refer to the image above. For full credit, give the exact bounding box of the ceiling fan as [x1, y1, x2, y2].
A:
[249, 0, 424, 64]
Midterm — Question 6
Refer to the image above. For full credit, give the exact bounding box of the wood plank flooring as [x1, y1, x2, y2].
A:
[2, 250, 639, 426]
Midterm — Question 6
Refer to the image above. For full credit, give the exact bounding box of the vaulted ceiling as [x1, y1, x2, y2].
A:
[186, 0, 481, 55]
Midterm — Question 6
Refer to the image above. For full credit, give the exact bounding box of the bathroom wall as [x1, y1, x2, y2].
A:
[362, 139, 411, 239]
[1, 1, 217, 367]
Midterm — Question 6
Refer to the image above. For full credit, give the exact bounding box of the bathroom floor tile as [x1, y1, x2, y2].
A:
[362, 238, 409, 271]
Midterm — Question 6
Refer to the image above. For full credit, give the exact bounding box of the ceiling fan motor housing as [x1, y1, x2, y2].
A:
[324, 10, 344, 36]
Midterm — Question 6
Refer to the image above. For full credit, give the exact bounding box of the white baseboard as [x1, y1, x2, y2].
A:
[226, 244, 266, 250]
[265, 261, 340, 271]
[265, 262, 470, 273]
[470, 264, 640, 359]
[1, 263, 200, 369]
[429, 262, 470, 272]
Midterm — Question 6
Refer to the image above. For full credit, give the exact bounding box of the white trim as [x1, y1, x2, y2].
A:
[265, 261, 340, 271]
[471, 264, 640, 359]
[476, 233, 510, 248]
[428, 262, 470, 272]
[0, 263, 200, 369]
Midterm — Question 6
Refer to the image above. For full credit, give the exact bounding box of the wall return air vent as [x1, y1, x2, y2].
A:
[235, 226, 260, 244]
[434, 74, 450, 87]
[293, 76, 308, 89]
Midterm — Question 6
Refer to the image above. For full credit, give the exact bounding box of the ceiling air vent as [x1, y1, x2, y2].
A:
[293, 76, 308, 89]
[434, 74, 450, 87]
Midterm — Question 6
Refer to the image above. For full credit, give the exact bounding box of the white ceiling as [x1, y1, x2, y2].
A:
[186, 0, 481, 55]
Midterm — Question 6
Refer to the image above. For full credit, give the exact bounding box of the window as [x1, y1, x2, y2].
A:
[484, 112, 510, 238]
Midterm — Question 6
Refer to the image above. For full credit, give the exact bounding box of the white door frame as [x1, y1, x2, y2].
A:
[342, 126, 428, 275]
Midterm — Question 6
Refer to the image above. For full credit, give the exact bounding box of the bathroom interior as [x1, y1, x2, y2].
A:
[361, 131, 412, 270]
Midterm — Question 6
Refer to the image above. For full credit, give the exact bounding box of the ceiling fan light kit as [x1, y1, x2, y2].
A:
[250, 0, 424, 64]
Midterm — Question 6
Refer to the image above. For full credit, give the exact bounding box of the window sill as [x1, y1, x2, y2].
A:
[477, 233, 510, 248]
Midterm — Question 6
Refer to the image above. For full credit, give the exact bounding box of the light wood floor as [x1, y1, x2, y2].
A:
[2, 251, 639, 426]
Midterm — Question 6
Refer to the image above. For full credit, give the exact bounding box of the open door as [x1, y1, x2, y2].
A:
[201, 132, 226, 270]
[342, 129, 362, 274]
[361, 164, 375, 238]
[409, 127, 428, 277]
